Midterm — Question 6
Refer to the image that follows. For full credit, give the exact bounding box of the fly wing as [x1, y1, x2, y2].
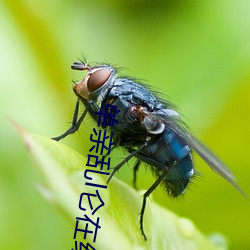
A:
[186, 133, 236, 181]
[169, 122, 247, 198]
[149, 110, 247, 198]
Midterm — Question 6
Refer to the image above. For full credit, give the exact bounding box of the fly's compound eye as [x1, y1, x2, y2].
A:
[87, 68, 111, 92]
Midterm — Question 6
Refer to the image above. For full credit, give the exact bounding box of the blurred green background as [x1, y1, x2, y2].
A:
[1, 0, 250, 249]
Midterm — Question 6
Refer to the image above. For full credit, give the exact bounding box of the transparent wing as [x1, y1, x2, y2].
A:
[148, 110, 247, 198]
[169, 121, 247, 198]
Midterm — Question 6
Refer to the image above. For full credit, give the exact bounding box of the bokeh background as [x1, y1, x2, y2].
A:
[1, 1, 250, 249]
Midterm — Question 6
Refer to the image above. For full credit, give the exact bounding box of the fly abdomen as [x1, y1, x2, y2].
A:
[137, 128, 194, 197]
[164, 153, 193, 197]
[163, 129, 194, 196]
[166, 129, 191, 161]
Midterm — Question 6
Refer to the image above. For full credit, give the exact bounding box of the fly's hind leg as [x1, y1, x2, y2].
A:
[140, 172, 167, 240]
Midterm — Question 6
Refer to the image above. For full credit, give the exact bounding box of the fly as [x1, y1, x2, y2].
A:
[52, 60, 247, 240]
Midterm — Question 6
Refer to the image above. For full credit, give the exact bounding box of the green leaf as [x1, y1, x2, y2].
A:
[18, 126, 227, 250]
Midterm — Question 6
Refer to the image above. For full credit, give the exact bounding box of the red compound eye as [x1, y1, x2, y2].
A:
[87, 68, 111, 92]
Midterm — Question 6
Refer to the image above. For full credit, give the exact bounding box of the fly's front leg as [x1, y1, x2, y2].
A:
[52, 99, 89, 141]
[140, 172, 167, 240]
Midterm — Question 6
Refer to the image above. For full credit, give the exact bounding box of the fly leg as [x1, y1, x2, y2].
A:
[52, 99, 89, 141]
[126, 148, 141, 189]
[103, 146, 115, 160]
[106, 143, 146, 184]
[133, 160, 141, 189]
[140, 172, 167, 240]
[97, 146, 115, 169]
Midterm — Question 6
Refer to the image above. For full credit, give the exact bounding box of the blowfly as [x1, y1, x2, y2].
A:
[52, 60, 246, 240]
